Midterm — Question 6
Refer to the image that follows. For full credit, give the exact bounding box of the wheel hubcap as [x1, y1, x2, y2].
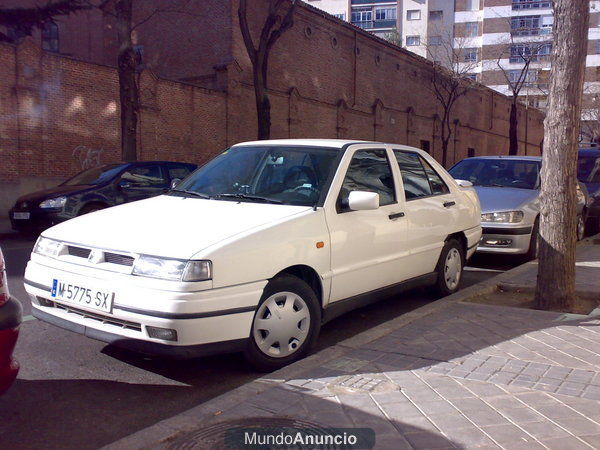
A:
[444, 248, 462, 291]
[252, 292, 310, 358]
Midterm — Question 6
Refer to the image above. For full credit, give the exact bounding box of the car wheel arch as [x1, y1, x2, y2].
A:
[272, 265, 323, 307]
[445, 231, 467, 258]
[78, 201, 109, 215]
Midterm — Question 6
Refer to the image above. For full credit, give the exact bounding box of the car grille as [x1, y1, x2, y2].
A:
[104, 252, 135, 266]
[67, 245, 92, 259]
[39, 297, 142, 332]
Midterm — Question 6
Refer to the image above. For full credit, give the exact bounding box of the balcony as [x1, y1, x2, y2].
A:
[512, 1, 552, 10]
[351, 0, 396, 4]
[510, 27, 552, 37]
[352, 19, 397, 29]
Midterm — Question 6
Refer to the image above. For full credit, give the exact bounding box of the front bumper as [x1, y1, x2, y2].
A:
[24, 259, 265, 358]
[0, 296, 22, 395]
[476, 225, 533, 255]
[9, 207, 70, 232]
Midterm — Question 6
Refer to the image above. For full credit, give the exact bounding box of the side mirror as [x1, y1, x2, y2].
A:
[171, 178, 182, 189]
[455, 179, 473, 188]
[348, 191, 380, 211]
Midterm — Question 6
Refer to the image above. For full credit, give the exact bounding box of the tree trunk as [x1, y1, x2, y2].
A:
[115, 0, 138, 162]
[254, 59, 271, 140]
[508, 100, 519, 155]
[534, 0, 589, 312]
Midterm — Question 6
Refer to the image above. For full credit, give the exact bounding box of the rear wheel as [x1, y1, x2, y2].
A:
[523, 218, 539, 262]
[434, 239, 464, 296]
[577, 211, 587, 241]
[244, 275, 321, 371]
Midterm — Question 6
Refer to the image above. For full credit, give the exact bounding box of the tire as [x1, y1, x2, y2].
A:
[78, 203, 106, 216]
[244, 274, 321, 372]
[523, 218, 539, 262]
[433, 239, 464, 297]
[577, 211, 587, 241]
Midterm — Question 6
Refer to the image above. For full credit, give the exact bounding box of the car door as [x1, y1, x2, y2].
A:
[392, 149, 459, 275]
[117, 163, 169, 203]
[325, 146, 409, 303]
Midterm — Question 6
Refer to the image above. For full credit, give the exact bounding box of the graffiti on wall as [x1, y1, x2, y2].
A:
[72, 145, 104, 170]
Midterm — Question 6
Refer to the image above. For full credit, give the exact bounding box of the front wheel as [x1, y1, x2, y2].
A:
[244, 275, 321, 372]
[577, 212, 586, 241]
[434, 239, 464, 296]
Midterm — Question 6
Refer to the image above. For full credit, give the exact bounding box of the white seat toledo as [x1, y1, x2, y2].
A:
[25, 140, 481, 370]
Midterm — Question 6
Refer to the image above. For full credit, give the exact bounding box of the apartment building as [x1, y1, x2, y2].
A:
[307, 0, 454, 58]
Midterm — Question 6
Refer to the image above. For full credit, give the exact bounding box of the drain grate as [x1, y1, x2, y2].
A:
[167, 417, 330, 450]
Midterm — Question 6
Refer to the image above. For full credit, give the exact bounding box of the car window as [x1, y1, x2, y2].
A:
[339, 150, 395, 207]
[393, 151, 432, 200]
[120, 165, 167, 187]
[167, 163, 194, 180]
[62, 164, 124, 186]
[578, 155, 600, 183]
[448, 158, 540, 190]
[420, 157, 450, 195]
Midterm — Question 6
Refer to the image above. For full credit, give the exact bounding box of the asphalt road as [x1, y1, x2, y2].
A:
[0, 236, 517, 449]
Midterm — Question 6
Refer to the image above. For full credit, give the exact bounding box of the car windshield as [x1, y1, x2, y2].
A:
[577, 155, 600, 183]
[173, 146, 339, 206]
[448, 159, 541, 190]
[62, 164, 124, 186]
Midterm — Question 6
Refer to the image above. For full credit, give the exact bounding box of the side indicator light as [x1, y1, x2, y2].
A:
[316, 242, 325, 248]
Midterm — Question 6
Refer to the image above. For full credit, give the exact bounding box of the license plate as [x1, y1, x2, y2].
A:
[13, 212, 30, 220]
[51, 279, 114, 313]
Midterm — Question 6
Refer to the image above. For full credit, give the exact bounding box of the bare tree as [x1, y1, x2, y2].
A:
[534, 0, 589, 312]
[238, 0, 297, 140]
[491, 22, 552, 155]
[92, 0, 192, 161]
[425, 33, 479, 167]
[0, 0, 87, 42]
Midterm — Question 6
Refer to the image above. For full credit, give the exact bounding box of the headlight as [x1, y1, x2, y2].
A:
[39, 196, 67, 209]
[132, 255, 211, 281]
[33, 237, 62, 258]
[481, 211, 524, 223]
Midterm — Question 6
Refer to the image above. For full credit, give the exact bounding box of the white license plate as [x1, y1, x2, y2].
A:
[13, 212, 30, 220]
[51, 279, 114, 313]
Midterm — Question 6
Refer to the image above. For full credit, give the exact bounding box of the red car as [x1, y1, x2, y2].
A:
[0, 247, 21, 395]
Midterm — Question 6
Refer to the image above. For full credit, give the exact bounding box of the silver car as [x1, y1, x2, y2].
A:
[449, 156, 587, 260]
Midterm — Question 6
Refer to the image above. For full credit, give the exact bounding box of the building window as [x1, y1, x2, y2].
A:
[429, 10, 443, 21]
[511, 15, 553, 36]
[467, 0, 480, 11]
[464, 48, 478, 62]
[465, 22, 479, 37]
[406, 35, 420, 46]
[512, 0, 552, 10]
[429, 35, 442, 46]
[466, 73, 477, 81]
[374, 7, 396, 27]
[351, 7, 373, 29]
[41, 21, 59, 52]
[596, 40, 600, 54]
[509, 43, 552, 63]
[133, 45, 144, 71]
[420, 140, 431, 154]
[508, 69, 538, 85]
[407, 10, 421, 21]
[333, 13, 346, 21]
[468, 148, 475, 157]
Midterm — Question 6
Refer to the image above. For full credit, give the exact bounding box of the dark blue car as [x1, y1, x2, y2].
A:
[578, 148, 600, 233]
[9, 161, 197, 233]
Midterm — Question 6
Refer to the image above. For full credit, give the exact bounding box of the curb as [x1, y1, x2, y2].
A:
[105, 257, 542, 450]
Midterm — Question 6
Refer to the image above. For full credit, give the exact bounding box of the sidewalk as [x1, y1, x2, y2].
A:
[108, 241, 600, 450]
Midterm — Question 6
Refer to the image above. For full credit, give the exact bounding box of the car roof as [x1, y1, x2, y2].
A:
[231, 139, 426, 150]
[459, 155, 542, 162]
[579, 148, 600, 156]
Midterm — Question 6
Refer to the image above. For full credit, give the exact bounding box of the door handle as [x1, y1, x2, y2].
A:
[388, 212, 405, 220]
[443, 201, 456, 208]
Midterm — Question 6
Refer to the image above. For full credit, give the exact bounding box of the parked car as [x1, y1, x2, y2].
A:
[449, 156, 588, 260]
[577, 148, 600, 233]
[9, 161, 197, 233]
[0, 247, 21, 395]
[24, 140, 481, 370]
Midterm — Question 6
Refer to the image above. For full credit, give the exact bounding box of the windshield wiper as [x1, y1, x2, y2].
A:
[169, 189, 211, 199]
[214, 193, 283, 204]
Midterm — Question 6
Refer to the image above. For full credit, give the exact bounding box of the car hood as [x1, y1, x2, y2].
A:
[16, 184, 93, 204]
[42, 195, 312, 259]
[474, 186, 539, 214]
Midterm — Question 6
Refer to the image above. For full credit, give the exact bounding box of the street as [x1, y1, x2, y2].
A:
[0, 236, 516, 449]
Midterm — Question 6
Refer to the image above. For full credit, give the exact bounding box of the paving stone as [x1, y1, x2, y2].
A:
[481, 424, 537, 444]
[427, 413, 474, 430]
[391, 415, 441, 433]
[580, 434, 600, 447]
[443, 426, 499, 447]
[488, 372, 517, 384]
[462, 408, 509, 427]
[500, 407, 546, 423]
[402, 431, 457, 449]
[582, 386, 600, 401]
[485, 395, 526, 410]
[413, 399, 460, 416]
[539, 437, 592, 450]
[379, 400, 424, 419]
[519, 421, 571, 439]
[556, 386, 585, 397]
[552, 416, 600, 435]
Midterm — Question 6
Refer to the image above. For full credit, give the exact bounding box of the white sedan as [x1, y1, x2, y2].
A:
[24, 140, 481, 370]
